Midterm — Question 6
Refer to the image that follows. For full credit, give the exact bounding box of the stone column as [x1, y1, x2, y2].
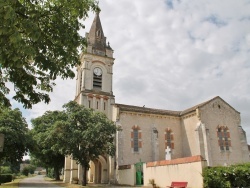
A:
[70, 159, 78, 184]
[89, 161, 95, 182]
[100, 97, 104, 112]
[93, 96, 96, 110]
[78, 164, 83, 184]
[201, 123, 212, 166]
[63, 156, 71, 183]
[108, 156, 116, 183]
[195, 123, 204, 157]
[152, 127, 159, 161]
[81, 69, 84, 90]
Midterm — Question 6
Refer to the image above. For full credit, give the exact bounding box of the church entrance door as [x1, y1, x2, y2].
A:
[87, 156, 108, 184]
[135, 162, 143, 185]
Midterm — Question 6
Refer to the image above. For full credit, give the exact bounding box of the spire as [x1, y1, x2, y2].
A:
[87, 11, 106, 52]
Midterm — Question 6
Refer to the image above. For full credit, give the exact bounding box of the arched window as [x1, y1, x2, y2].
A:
[165, 128, 174, 149]
[131, 126, 142, 152]
[79, 70, 83, 91]
[217, 126, 231, 151]
[96, 30, 102, 39]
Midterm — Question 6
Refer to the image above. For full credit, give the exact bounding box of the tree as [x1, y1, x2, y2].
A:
[30, 110, 67, 180]
[0, 108, 30, 165]
[0, 0, 98, 108]
[50, 101, 117, 186]
[21, 166, 29, 176]
[21, 164, 36, 176]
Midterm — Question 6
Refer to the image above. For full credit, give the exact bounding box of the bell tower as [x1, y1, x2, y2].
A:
[65, 11, 116, 185]
[75, 11, 115, 119]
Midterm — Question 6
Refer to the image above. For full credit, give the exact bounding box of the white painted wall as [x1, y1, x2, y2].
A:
[117, 166, 136, 186]
[143, 160, 207, 188]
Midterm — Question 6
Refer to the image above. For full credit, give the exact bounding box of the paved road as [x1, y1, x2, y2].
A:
[19, 175, 62, 188]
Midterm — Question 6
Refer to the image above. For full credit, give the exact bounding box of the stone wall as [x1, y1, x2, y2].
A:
[199, 97, 249, 166]
[116, 111, 182, 166]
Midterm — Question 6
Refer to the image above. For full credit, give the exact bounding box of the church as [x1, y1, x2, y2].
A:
[63, 12, 249, 186]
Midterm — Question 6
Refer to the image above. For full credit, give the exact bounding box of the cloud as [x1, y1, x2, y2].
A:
[11, 0, 250, 142]
[11, 77, 75, 129]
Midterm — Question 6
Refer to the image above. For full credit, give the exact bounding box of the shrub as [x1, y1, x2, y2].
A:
[226, 164, 250, 187]
[21, 165, 36, 176]
[28, 165, 36, 174]
[47, 168, 54, 179]
[203, 163, 250, 188]
[0, 174, 13, 184]
[21, 167, 30, 176]
[203, 167, 230, 188]
[1, 166, 12, 174]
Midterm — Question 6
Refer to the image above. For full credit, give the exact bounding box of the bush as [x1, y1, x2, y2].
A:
[203, 167, 230, 188]
[21, 167, 30, 176]
[1, 166, 12, 174]
[203, 163, 250, 188]
[21, 165, 36, 176]
[47, 168, 54, 179]
[28, 165, 36, 174]
[0, 174, 13, 184]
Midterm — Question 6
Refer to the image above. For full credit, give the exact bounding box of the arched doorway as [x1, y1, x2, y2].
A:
[87, 155, 108, 184]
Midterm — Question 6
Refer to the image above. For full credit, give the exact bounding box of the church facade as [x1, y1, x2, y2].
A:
[63, 12, 249, 185]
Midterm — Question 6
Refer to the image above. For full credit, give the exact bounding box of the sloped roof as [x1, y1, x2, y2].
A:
[115, 103, 181, 116]
[146, 155, 205, 167]
[180, 96, 240, 115]
[115, 96, 239, 117]
[180, 96, 219, 115]
[87, 11, 106, 51]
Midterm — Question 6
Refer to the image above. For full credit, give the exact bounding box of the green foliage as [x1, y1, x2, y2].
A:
[203, 166, 231, 188]
[0, 174, 12, 184]
[51, 101, 118, 165]
[21, 164, 35, 176]
[46, 168, 54, 179]
[21, 167, 29, 176]
[203, 163, 250, 188]
[49, 101, 118, 185]
[0, 0, 98, 108]
[0, 107, 31, 164]
[28, 165, 36, 174]
[0, 161, 20, 174]
[30, 110, 67, 180]
[0, 166, 12, 174]
[29, 101, 118, 185]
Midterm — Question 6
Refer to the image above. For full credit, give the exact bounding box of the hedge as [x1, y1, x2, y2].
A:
[203, 163, 250, 188]
[0, 174, 13, 184]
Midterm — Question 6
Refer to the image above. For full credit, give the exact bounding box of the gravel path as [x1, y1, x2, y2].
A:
[19, 175, 62, 188]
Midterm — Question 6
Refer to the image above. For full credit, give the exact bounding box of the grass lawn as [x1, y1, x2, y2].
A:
[1, 176, 124, 188]
[45, 177, 105, 188]
[0, 177, 24, 188]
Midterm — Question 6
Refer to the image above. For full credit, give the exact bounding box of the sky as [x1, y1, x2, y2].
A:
[12, 0, 250, 141]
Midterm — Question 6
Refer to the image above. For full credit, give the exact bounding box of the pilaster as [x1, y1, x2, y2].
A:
[70, 159, 78, 184]
[63, 156, 71, 183]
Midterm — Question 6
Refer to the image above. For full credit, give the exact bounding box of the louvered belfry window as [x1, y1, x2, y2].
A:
[93, 73, 102, 89]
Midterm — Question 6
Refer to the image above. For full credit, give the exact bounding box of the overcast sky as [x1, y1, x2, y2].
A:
[12, 0, 250, 141]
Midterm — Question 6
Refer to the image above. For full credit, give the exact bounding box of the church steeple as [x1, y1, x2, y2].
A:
[86, 11, 113, 57]
[76, 10, 115, 116]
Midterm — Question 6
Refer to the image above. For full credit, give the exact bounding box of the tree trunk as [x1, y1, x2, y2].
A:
[81, 165, 87, 186]
[54, 166, 60, 180]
